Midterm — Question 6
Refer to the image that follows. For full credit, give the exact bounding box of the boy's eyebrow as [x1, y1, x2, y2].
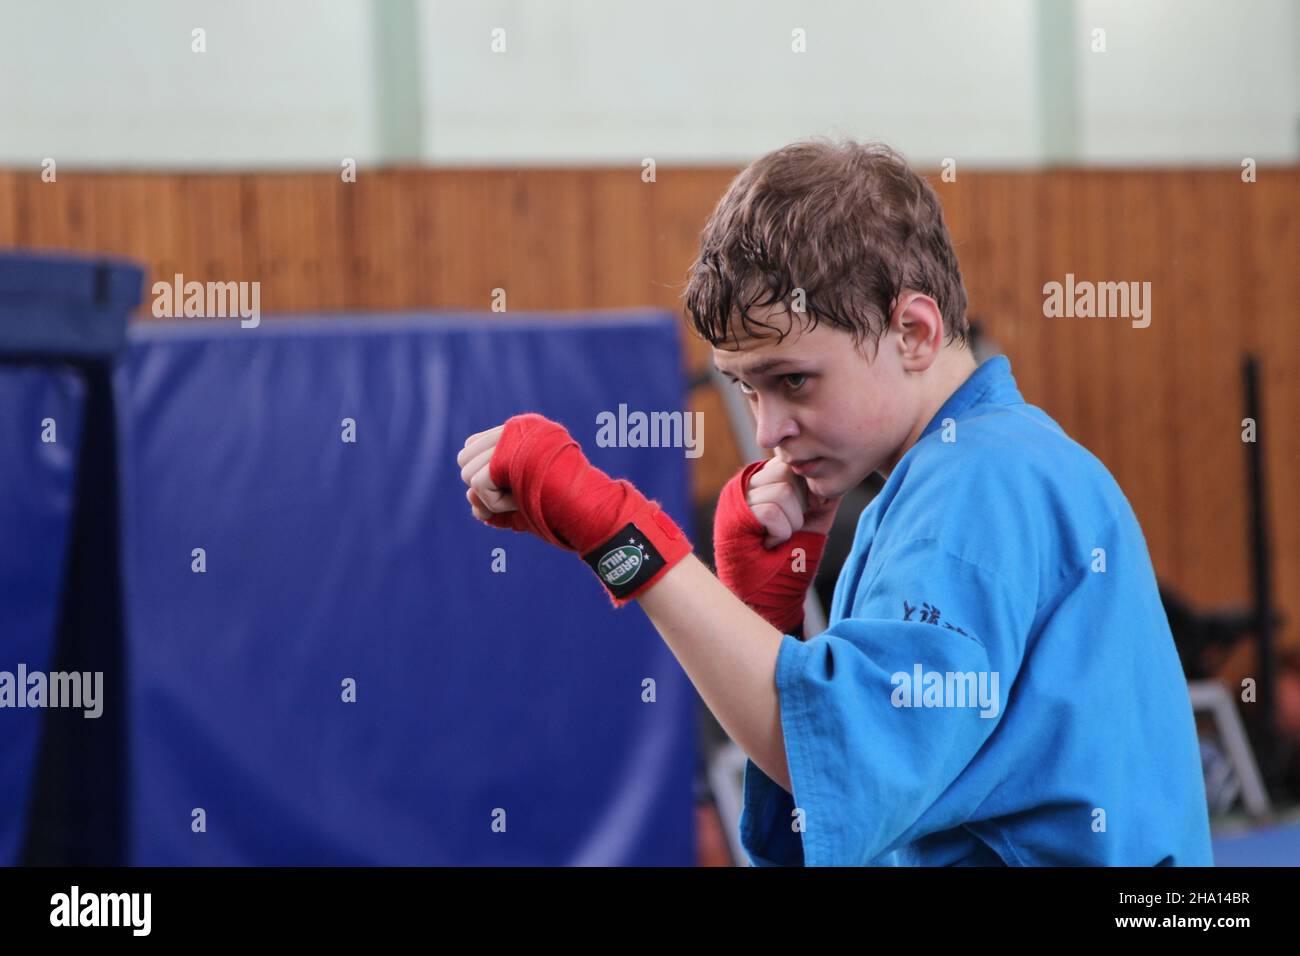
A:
[713, 357, 808, 379]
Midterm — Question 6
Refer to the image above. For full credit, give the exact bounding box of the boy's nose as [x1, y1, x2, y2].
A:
[754, 398, 798, 449]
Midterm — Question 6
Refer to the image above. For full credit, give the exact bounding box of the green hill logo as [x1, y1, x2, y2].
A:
[597, 543, 644, 586]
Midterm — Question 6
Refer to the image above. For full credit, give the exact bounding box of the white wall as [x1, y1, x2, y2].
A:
[1075, 0, 1299, 164]
[0, 0, 1294, 169]
[421, 0, 1043, 165]
[0, 0, 382, 168]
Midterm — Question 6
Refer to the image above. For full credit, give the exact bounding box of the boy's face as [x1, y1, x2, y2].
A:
[712, 305, 920, 497]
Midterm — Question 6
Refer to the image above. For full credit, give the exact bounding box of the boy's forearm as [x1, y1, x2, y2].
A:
[635, 553, 793, 793]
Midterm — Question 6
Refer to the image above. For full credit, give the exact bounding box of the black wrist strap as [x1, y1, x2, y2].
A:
[581, 520, 671, 602]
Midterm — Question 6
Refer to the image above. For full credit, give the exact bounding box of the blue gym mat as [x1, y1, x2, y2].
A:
[0, 366, 86, 864]
[1212, 820, 1300, 866]
[114, 312, 697, 865]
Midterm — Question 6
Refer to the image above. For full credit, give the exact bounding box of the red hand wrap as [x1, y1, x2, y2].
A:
[485, 413, 692, 606]
[713, 460, 828, 636]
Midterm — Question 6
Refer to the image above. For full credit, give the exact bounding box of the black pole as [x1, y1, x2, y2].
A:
[1242, 354, 1280, 783]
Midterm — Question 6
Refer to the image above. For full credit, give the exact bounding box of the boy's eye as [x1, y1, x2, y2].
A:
[734, 374, 807, 397]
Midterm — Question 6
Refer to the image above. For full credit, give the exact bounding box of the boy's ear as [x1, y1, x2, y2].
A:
[893, 292, 944, 372]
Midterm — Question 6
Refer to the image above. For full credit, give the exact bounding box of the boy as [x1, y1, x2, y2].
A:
[457, 139, 1213, 866]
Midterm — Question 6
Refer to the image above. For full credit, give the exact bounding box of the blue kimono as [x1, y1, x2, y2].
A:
[740, 355, 1213, 866]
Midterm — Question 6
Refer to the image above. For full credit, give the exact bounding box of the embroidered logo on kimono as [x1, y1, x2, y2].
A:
[902, 600, 969, 637]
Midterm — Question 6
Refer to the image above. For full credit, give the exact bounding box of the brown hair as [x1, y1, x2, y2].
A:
[683, 138, 969, 355]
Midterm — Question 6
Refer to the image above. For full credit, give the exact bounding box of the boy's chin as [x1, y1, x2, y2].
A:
[805, 471, 843, 499]
[808, 463, 867, 499]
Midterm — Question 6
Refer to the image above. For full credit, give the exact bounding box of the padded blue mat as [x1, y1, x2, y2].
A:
[0, 366, 86, 864]
[115, 312, 697, 865]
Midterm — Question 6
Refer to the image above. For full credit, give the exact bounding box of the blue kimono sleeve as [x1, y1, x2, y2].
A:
[739, 538, 1033, 866]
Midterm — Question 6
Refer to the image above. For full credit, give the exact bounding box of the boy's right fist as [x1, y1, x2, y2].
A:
[745, 458, 841, 547]
[712, 459, 843, 635]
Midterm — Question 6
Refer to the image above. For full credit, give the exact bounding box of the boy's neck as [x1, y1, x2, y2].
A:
[879, 346, 980, 480]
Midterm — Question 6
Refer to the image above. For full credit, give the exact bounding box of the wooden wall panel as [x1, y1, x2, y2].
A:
[1, 165, 1296, 654]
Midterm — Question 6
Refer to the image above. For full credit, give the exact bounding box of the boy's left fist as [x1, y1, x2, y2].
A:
[457, 425, 518, 523]
[454, 413, 693, 606]
[457, 413, 608, 550]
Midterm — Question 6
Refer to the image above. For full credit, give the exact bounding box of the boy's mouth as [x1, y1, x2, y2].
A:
[789, 457, 824, 477]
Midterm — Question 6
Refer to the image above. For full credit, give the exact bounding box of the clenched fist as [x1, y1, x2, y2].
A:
[745, 457, 842, 549]
[456, 425, 517, 523]
[453, 413, 693, 605]
[712, 457, 844, 635]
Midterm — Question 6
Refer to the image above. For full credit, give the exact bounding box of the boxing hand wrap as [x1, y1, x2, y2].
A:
[485, 413, 692, 607]
[713, 460, 828, 636]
